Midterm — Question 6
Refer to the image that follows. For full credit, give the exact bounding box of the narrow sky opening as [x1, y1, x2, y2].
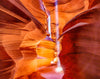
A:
[47, 14, 51, 38]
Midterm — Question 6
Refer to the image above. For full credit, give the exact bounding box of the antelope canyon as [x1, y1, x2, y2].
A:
[0, 0, 100, 79]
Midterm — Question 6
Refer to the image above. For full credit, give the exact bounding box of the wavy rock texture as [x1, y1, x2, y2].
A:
[0, 0, 100, 79]
[59, 0, 100, 79]
[0, 0, 46, 79]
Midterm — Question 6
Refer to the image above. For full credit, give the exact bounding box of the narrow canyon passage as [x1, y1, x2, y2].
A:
[0, 0, 100, 79]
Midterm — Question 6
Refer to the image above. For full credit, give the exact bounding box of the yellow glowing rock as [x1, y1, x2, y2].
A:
[37, 48, 55, 58]
[37, 40, 56, 50]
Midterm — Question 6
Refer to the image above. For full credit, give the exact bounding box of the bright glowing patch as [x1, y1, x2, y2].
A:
[55, 66, 63, 72]
[54, 57, 58, 62]
[51, 61, 54, 64]
[51, 57, 58, 64]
